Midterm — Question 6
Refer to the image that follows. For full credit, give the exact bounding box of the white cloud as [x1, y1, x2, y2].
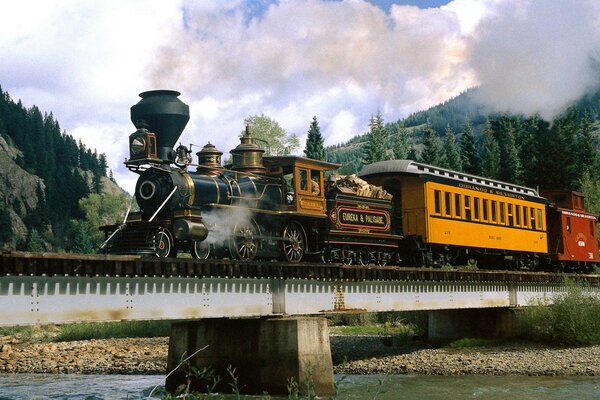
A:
[2, 0, 600, 195]
[467, 0, 600, 119]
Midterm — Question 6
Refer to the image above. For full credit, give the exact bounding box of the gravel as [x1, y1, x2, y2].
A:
[1, 334, 598, 377]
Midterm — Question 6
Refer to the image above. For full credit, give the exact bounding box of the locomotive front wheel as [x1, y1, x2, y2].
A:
[154, 230, 176, 258]
[191, 241, 211, 259]
[282, 221, 306, 262]
[229, 222, 259, 261]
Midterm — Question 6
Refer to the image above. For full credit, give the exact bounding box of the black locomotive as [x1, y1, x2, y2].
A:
[100, 90, 400, 264]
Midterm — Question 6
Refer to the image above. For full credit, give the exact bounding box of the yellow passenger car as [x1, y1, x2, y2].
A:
[360, 160, 548, 268]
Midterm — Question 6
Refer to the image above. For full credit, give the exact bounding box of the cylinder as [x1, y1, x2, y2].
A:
[173, 219, 208, 241]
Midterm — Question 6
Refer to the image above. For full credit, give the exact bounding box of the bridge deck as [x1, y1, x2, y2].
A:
[1, 251, 598, 326]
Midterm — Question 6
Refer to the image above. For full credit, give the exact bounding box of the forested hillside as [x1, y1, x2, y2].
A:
[325, 87, 600, 207]
[0, 86, 127, 252]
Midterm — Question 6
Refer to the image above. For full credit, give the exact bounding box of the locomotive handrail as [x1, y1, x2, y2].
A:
[227, 182, 282, 201]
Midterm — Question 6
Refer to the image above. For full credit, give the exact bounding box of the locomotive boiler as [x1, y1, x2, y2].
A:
[101, 90, 400, 264]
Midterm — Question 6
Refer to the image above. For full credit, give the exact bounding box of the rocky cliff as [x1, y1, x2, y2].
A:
[0, 135, 45, 247]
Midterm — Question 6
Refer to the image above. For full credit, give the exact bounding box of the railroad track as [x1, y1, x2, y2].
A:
[1, 251, 599, 285]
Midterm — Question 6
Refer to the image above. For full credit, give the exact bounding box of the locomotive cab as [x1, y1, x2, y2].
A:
[263, 156, 340, 215]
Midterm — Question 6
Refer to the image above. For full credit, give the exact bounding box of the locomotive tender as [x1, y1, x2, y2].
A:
[101, 90, 600, 271]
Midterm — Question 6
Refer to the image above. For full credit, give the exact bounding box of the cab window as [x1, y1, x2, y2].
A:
[310, 170, 321, 195]
[299, 169, 309, 191]
[298, 168, 322, 196]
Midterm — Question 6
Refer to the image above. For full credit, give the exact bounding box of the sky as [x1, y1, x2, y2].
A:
[2, 0, 600, 193]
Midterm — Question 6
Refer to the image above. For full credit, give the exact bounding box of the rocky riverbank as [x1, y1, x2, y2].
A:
[0, 333, 599, 376]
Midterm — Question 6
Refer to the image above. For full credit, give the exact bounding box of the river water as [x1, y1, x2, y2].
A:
[1, 374, 600, 399]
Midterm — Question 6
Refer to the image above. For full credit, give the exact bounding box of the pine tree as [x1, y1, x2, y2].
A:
[519, 116, 543, 187]
[460, 120, 479, 175]
[99, 153, 108, 177]
[391, 123, 410, 160]
[304, 116, 326, 160]
[537, 114, 578, 189]
[496, 118, 522, 184]
[480, 120, 501, 179]
[420, 124, 443, 166]
[442, 125, 462, 171]
[577, 113, 597, 179]
[25, 228, 45, 252]
[363, 112, 388, 165]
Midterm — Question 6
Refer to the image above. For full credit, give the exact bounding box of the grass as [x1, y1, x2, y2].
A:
[446, 338, 495, 348]
[517, 280, 600, 345]
[329, 323, 416, 336]
[56, 320, 171, 341]
[0, 320, 171, 342]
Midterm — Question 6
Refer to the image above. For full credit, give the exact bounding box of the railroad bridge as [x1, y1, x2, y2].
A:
[2, 251, 599, 394]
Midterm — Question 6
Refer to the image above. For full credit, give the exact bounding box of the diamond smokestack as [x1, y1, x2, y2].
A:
[131, 90, 190, 163]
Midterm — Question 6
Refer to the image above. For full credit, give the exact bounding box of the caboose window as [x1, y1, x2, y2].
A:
[566, 217, 571, 233]
[444, 192, 452, 216]
[455, 194, 462, 217]
[434, 190, 441, 214]
[590, 220, 595, 237]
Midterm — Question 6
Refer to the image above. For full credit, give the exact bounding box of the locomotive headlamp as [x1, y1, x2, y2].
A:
[126, 128, 158, 167]
[131, 136, 146, 155]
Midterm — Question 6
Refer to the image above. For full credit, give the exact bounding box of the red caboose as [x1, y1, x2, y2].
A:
[542, 190, 600, 270]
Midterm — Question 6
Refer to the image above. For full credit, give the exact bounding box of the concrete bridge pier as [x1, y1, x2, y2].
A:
[166, 317, 335, 396]
[428, 307, 520, 340]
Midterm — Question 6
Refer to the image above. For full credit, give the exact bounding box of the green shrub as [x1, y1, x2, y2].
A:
[56, 320, 171, 341]
[518, 281, 600, 345]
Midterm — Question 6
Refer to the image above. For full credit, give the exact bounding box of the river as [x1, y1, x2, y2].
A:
[1, 374, 600, 399]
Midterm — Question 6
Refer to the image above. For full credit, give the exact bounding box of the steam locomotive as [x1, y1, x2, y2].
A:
[101, 90, 600, 271]
[100, 90, 400, 264]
